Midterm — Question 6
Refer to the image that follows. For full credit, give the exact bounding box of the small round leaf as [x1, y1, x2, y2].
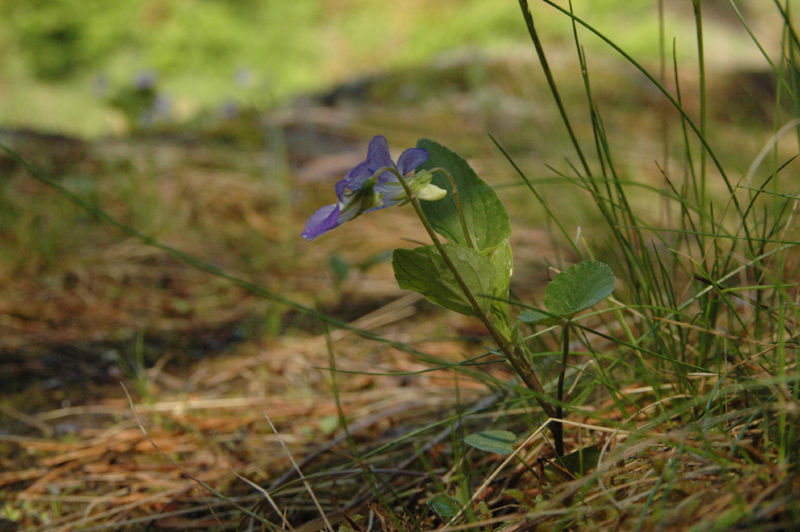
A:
[544, 261, 615, 319]
[464, 430, 517, 454]
[427, 494, 461, 519]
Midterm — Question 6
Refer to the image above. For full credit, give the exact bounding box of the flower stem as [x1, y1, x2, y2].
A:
[554, 322, 570, 457]
[393, 169, 557, 423]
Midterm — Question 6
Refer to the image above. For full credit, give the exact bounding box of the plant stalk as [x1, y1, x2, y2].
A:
[554, 322, 570, 457]
[393, 170, 558, 424]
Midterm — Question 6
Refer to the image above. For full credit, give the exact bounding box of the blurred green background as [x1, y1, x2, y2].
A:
[0, 0, 756, 138]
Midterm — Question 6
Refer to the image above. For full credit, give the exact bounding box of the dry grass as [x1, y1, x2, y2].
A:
[1, 300, 495, 531]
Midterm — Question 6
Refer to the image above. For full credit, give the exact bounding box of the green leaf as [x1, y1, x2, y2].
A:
[489, 239, 513, 302]
[328, 253, 350, 282]
[393, 243, 495, 316]
[518, 308, 559, 326]
[554, 444, 602, 476]
[488, 239, 514, 337]
[464, 430, 517, 454]
[544, 261, 615, 319]
[416, 139, 511, 251]
[427, 494, 461, 519]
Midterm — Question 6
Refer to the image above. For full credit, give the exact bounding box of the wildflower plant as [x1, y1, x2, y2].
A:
[303, 135, 615, 456]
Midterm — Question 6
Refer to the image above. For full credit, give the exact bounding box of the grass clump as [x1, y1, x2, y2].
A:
[252, 2, 800, 530]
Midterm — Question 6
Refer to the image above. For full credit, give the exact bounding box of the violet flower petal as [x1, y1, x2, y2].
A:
[301, 204, 340, 241]
[302, 136, 433, 241]
[396, 148, 429, 175]
[365, 135, 394, 171]
[341, 159, 371, 192]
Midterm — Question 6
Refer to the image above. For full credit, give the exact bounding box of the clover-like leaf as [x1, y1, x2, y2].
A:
[393, 243, 495, 317]
[544, 261, 615, 319]
[465, 430, 517, 454]
[416, 139, 511, 251]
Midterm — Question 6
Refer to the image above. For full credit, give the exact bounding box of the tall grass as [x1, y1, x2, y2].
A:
[477, 1, 798, 529]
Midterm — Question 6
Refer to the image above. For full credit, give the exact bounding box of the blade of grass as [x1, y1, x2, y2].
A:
[517, 0, 591, 178]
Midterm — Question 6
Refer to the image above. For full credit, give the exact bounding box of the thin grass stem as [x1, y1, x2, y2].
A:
[693, 0, 709, 242]
[517, 0, 591, 177]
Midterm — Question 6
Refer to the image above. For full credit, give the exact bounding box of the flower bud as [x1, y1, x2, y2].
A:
[417, 183, 447, 201]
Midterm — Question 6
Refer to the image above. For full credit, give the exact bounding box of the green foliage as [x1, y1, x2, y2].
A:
[417, 139, 512, 252]
[520, 260, 616, 324]
[0, 0, 321, 82]
[489, 239, 514, 307]
[555, 443, 602, 476]
[393, 243, 496, 317]
[393, 139, 518, 323]
[427, 493, 461, 520]
[464, 430, 517, 454]
[400, 1, 525, 64]
[0, 0, 139, 80]
[0, 0, 725, 136]
[544, 261, 615, 318]
[143, 0, 322, 80]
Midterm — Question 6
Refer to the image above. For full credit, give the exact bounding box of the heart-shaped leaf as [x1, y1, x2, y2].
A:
[416, 139, 511, 251]
[544, 261, 615, 319]
[393, 243, 495, 316]
[465, 430, 517, 454]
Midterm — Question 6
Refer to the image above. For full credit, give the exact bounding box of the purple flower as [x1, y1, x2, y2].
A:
[134, 70, 158, 90]
[302, 135, 445, 241]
